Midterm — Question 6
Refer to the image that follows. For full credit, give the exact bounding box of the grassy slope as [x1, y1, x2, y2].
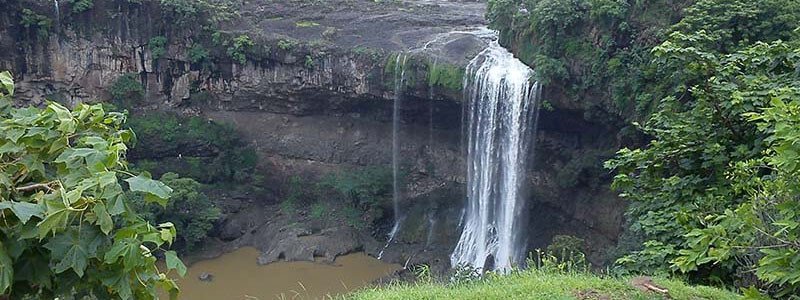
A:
[348, 270, 741, 300]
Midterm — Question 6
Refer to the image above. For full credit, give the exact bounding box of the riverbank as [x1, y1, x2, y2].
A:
[347, 270, 741, 300]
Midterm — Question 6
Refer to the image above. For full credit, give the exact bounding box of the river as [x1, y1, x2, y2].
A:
[171, 247, 400, 300]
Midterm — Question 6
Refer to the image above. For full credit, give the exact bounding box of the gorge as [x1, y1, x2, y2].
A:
[0, 0, 625, 286]
[3, 0, 799, 298]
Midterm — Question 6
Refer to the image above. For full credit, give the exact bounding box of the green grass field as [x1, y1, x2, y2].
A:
[347, 269, 741, 300]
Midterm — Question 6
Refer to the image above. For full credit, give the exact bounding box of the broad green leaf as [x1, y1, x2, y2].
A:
[156, 275, 180, 300]
[93, 202, 113, 234]
[103, 238, 141, 271]
[165, 250, 187, 277]
[100, 271, 133, 300]
[49, 102, 76, 134]
[0, 241, 13, 295]
[125, 173, 172, 201]
[44, 227, 103, 277]
[8, 201, 44, 224]
[37, 208, 71, 239]
[0, 71, 13, 97]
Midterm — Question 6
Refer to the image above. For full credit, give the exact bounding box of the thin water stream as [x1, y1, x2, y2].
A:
[171, 248, 400, 300]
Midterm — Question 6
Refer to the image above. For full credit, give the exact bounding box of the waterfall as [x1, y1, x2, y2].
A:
[450, 40, 541, 272]
[53, 0, 60, 30]
[379, 53, 409, 260]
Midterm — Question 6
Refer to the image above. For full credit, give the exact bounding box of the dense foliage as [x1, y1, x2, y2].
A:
[490, 0, 800, 296]
[0, 72, 186, 299]
[600, 1, 800, 297]
[488, 0, 691, 120]
[131, 173, 220, 253]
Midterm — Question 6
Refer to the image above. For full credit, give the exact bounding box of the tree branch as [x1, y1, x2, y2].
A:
[15, 183, 55, 193]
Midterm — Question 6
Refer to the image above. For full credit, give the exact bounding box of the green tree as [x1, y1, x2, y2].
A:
[605, 10, 800, 297]
[0, 71, 185, 299]
[131, 173, 221, 253]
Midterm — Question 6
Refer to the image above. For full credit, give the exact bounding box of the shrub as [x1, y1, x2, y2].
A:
[20, 9, 52, 39]
[277, 39, 298, 51]
[319, 166, 393, 211]
[546, 235, 586, 261]
[226, 34, 254, 64]
[187, 44, 210, 64]
[148, 36, 168, 60]
[130, 172, 221, 253]
[68, 0, 94, 13]
[304, 55, 315, 68]
[109, 73, 144, 108]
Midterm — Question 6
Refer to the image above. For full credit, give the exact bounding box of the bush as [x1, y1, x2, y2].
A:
[319, 166, 393, 211]
[277, 39, 298, 51]
[187, 44, 210, 64]
[68, 0, 94, 13]
[148, 36, 168, 60]
[20, 9, 52, 39]
[226, 34, 253, 64]
[546, 235, 586, 263]
[280, 176, 308, 214]
[109, 73, 144, 108]
[0, 72, 183, 298]
[130, 172, 221, 253]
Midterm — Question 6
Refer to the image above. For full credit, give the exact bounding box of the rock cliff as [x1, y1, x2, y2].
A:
[0, 0, 624, 268]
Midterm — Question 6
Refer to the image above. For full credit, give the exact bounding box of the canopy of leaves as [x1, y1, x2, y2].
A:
[0, 72, 185, 299]
[603, 1, 800, 296]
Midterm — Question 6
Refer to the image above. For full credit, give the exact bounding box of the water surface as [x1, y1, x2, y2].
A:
[174, 247, 400, 300]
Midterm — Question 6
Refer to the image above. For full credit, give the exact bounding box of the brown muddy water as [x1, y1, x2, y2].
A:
[170, 247, 401, 300]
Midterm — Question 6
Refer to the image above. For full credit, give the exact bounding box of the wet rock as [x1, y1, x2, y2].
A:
[257, 226, 364, 264]
[198, 272, 214, 282]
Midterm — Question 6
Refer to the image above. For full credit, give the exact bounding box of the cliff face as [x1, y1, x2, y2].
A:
[0, 0, 624, 267]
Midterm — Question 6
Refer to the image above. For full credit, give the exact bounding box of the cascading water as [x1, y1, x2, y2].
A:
[450, 40, 541, 272]
[53, 0, 60, 30]
[378, 53, 409, 260]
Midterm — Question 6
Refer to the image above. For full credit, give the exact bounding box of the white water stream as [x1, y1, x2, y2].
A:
[450, 39, 541, 272]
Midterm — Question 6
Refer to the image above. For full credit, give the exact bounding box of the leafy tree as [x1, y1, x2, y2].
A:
[0, 71, 185, 299]
[604, 3, 800, 295]
[131, 173, 221, 253]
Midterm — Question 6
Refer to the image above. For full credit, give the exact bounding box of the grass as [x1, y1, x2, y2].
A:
[346, 270, 741, 300]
